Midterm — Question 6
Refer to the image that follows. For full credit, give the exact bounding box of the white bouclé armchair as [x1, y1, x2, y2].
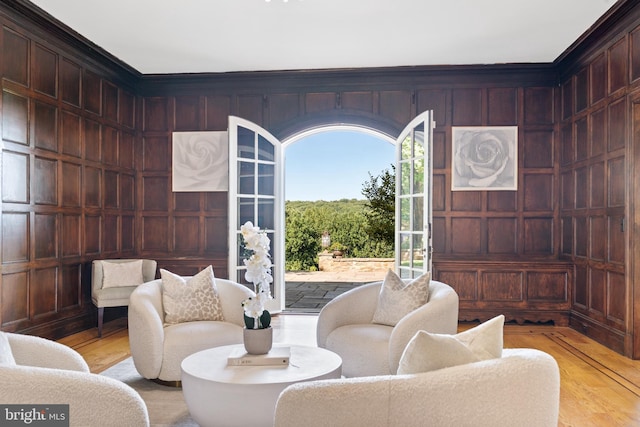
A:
[275, 348, 560, 427]
[317, 279, 459, 377]
[0, 332, 149, 427]
[128, 278, 254, 384]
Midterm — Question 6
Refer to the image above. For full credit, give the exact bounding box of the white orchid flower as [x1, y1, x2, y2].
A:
[240, 220, 274, 327]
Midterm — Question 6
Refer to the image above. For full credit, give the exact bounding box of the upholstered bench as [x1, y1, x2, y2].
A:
[91, 259, 157, 337]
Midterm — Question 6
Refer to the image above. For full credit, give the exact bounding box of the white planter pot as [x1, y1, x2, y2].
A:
[243, 327, 273, 355]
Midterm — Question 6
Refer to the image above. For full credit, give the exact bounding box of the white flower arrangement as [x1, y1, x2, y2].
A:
[240, 221, 273, 329]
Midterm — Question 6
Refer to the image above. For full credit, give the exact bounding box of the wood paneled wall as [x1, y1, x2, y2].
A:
[137, 95, 229, 278]
[139, 68, 570, 325]
[0, 9, 139, 336]
[556, 5, 640, 356]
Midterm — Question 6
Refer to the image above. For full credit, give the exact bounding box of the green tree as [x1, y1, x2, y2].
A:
[284, 199, 394, 271]
[361, 165, 395, 250]
[285, 207, 321, 271]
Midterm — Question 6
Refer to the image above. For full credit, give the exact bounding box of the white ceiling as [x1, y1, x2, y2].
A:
[29, 0, 620, 75]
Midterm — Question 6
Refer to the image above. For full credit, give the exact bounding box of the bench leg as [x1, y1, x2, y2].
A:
[98, 307, 104, 338]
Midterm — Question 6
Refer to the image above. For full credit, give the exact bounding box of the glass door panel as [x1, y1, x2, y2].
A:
[258, 163, 275, 195]
[395, 111, 434, 278]
[229, 117, 283, 312]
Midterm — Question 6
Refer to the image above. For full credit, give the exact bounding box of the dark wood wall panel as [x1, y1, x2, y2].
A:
[33, 157, 57, 205]
[523, 218, 553, 254]
[141, 216, 168, 251]
[591, 108, 606, 155]
[83, 70, 101, 116]
[523, 131, 554, 167]
[487, 87, 517, 125]
[418, 89, 448, 126]
[269, 93, 299, 125]
[591, 53, 607, 104]
[34, 213, 56, 259]
[102, 125, 118, 165]
[2, 212, 28, 262]
[84, 119, 101, 161]
[205, 95, 231, 130]
[2, 150, 28, 202]
[61, 110, 81, 157]
[452, 89, 482, 125]
[609, 37, 628, 94]
[2, 272, 28, 326]
[3, 28, 28, 86]
[341, 91, 372, 113]
[524, 87, 553, 125]
[487, 192, 516, 212]
[60, 59, 80, 107]
[174, 95, 200, 130]
[305, 92, 334, 113]
[103, 82, 118, 122]
[487, 218, 516, 253]
[378, 91, 412, 125]
[238, 95, 263, 125]
[3, 90, 28, 144]
[59, 264, 80, 310]
[121, 132, 135, 169]
[32, 267, 57, 319]
[84, 215, 101, 255]
[32, 43, 57, 98]
[434, 260, 571, 324]
[120, 90, 135, 129]
[62, 161, 81, 206]
[122, 215, 135, 251]
[33, 100, 57, 151]
[103, 215, 118, 253]
[142, 136, 169, 171]
[575, 68, 589, 113]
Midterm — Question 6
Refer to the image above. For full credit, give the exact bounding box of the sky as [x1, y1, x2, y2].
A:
[285, 131, 395, 201]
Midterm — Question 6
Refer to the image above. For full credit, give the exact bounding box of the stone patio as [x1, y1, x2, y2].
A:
[284, 271, 385, 312]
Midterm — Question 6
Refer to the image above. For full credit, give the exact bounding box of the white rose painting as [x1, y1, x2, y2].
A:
[172, 131, 228, 192]
[451, 126, 518, 191]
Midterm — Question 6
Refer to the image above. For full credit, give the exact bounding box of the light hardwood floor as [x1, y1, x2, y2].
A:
[58, 314, 640, 427]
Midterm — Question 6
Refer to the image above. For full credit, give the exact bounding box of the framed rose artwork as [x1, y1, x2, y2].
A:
[451, 126, 518, 191]
[172, 131, 229, 191]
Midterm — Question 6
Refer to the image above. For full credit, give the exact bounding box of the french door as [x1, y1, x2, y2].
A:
[228, 116, 283, 312]
[228, 111, 433, 309]
[395, 111, 434, 278]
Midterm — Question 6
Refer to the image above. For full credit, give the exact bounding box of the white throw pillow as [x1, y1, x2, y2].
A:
[0, 332, 16, 365]
[397, 314, 505, 375]
[161, 265, 224, 324]
[101, 260, 145, 289]
[372, 270, 431, 326]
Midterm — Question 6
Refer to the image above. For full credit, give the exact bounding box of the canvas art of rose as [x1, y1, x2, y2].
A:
[452, 127, 517, 190]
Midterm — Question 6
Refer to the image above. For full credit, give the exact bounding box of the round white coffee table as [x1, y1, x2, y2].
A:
[181, 344, 342, 427]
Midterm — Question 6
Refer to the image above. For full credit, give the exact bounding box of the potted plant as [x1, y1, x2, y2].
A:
[329, 242, 347, 257]
[240, 221, 273, 354]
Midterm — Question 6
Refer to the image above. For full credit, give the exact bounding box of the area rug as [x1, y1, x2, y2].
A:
[100, 357, 197, 427]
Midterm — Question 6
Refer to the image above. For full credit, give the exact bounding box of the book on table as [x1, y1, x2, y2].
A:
[227, 346, 291, 366]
